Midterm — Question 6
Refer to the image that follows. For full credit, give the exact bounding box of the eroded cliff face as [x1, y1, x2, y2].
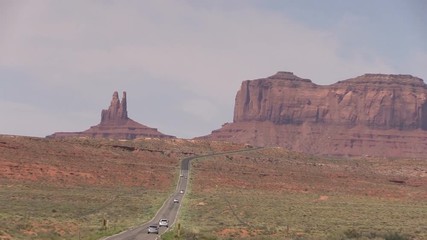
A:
[234, 72, 427, 130]
[201, 72, 427, 158]
[234, 71, 325, 125]
[48, 91, 174, 140]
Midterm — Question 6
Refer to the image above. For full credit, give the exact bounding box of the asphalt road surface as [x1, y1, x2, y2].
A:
[103, 148, 260, 240]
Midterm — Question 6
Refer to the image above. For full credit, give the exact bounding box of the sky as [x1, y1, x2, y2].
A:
[1, 0, 426, 139]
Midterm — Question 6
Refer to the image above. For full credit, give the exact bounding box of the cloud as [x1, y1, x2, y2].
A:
[0, 0, 424, 138]
[0, 100, 95, 137]
[407, 52, 427, 81]
[1, 1, 397, 85]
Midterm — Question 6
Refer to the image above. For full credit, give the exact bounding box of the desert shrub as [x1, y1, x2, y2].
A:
[161, 227, 218, 240]
[383, 232, 410, 240]
[331, 229, 411, 240]
[344, 229, 362, 238]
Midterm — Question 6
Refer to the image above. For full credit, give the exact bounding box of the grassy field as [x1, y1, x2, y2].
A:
[163, 149, 427, 240]
[1, 136, 426, 239]
[0, 135, 247, 239]
[173, 189, 426, 239]
[0, 181, 171, 240]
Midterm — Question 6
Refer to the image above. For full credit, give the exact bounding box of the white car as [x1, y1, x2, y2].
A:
[147, 225, 159, 234]
[180, 190, 184, 194]
[158, 219, 168, 228]
[173, 198, 179, 203]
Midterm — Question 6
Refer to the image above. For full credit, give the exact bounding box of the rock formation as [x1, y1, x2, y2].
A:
[199, 71, 427, 158]
[101, 91, 128, 124]
[48, 91, 175, 139]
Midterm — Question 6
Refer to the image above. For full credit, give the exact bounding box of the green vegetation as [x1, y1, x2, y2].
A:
[0, 182, 169, 240]
[161, 225, 218, 240]
[1, 136, 425, 240]
[168, 149, 426, 239]
[162, 227, 412, 240]
[175, 189, 426, 239]
[0, 135, 247, 239]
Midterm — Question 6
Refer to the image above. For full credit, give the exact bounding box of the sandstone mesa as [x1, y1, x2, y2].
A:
[199, 71, 427, 158]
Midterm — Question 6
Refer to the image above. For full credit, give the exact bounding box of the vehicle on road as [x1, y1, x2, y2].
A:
[159, 219, 169, 227]
[147, 225, 159, 234]
[173, 198, 179, 203]
[180, 190, 184, 194]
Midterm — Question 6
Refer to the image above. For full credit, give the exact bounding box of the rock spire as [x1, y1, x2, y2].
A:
[101, 91, 128, 124]
[48, 91, 175, 139]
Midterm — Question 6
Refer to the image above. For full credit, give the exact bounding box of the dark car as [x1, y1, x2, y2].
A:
[147, 225, 159, 234]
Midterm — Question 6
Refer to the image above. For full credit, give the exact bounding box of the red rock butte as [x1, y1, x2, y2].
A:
[48, 91, 175, 139]
[198, 71, 427, 158]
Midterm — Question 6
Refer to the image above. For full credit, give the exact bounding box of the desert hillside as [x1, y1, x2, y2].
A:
[0, 135, 243, 239]
[1, 135, 426, 239]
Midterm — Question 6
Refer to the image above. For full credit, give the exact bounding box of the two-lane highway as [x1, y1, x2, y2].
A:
[104, 157, 193, 240]
[104, 148, 261, 240]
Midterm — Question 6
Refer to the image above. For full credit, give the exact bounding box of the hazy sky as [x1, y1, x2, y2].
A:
[1, 0, 426, 139]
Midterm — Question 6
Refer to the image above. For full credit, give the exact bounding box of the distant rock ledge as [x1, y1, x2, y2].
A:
[47, 91, 175, 140]
[198, 71, 427, 158]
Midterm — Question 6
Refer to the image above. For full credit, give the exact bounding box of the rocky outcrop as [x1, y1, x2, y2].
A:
[48, 91, 175, 140]
[101, 91, 128, 124]
[200, 72, 427, 158]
